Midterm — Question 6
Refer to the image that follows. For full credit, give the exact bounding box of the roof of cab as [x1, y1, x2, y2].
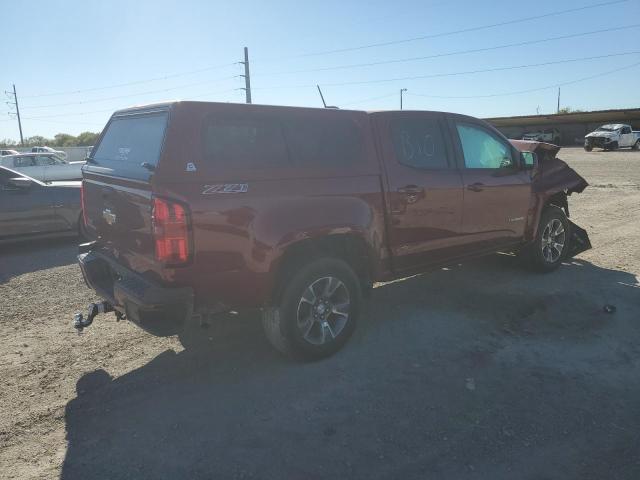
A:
[112, 101, 368, 116]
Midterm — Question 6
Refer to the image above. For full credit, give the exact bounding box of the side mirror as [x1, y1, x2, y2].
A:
[7, 177, 33, 190]
[521, 151, 537, 170]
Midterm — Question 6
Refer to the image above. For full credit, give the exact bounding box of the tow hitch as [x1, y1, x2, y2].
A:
[73, 301, 116, 333]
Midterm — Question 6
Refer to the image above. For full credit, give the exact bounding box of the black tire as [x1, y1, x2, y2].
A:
[610, 141, 619, 151]
[632, 140, 640, 151]
[584, 144, 593, 152]
[262, 257, 362, 361]
[527, 206, 570, 273]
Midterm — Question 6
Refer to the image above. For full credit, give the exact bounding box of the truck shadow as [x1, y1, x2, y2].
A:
[0, 236, 78, 284]
[61, 256, 640, 479]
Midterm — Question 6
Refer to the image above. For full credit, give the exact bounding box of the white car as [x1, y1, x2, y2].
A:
[1, 149, 19, 156]
[522, 128, 561, 145]
[584, 124, 640, 151]
[31, 146, 68, 159]
[0, 153, 84, 181]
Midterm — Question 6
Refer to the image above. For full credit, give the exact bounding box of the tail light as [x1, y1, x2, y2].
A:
[152, 197, 192, 265]
[80, 182, 87, 227]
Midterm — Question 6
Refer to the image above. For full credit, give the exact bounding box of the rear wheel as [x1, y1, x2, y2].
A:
[527, 206, 569, 273]
[632, 140, 640, 151]
[262, 257, 361, 361]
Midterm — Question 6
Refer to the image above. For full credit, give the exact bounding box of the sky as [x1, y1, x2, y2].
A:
[1, 0, 639, 141]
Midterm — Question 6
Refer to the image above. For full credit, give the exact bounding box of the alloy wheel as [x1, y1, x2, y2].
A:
[541, 218, 566, 263]
[296, 276, 350, 345]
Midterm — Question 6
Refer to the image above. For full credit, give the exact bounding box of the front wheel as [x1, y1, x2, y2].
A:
[262, 257, 362, 361]
[527, 206, 570, 273]
[584, 144, 593, 152]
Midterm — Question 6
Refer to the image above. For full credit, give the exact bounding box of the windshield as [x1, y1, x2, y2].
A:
[596, 125, 617, 132]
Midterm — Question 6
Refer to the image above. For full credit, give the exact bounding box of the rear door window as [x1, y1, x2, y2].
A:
[203, 117, 289, 169]
[390, 117, 449, 169]
[92, 112, 168, 180]
[14, 156, 35, 167]
[282, 116, 363, 167]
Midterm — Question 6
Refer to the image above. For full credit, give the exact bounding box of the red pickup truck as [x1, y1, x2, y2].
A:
[75, 101, 590, 360]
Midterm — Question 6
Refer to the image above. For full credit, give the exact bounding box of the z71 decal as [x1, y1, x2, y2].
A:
[202, 184, 249, 194]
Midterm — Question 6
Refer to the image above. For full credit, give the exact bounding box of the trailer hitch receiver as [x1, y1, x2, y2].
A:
[73, 301, 114, 333]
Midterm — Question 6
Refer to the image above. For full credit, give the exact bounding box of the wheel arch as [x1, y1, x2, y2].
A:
[270, 233, 375, 305]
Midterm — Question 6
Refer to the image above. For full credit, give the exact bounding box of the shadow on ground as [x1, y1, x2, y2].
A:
[61, 256, 640, 480]
[0, 237, 77, 283]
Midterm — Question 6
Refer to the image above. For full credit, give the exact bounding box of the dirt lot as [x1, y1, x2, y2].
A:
[1, 147, 639, 479]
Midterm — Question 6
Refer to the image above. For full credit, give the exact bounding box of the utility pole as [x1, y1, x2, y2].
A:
[239, 47, 252, 104]
[5, 84, 24, 145]
[400, 88, 407, 110]
[556, 87, 561, 114]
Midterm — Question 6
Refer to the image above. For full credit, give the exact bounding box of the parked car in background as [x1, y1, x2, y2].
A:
[31, 145, 68, 159]
[0, 153, 84, 181]
[1, 149, 19, 156]
[75, 101, 591, 360]
[0, 166, 83, 243]
[522, 128, 561, 145]
[584, 124, 640, 151]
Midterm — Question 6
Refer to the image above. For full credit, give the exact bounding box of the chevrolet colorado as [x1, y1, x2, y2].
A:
[75, 102, 590, 360]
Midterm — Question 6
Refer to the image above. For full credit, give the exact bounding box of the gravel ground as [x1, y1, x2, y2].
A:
[1, 147, 639, 479]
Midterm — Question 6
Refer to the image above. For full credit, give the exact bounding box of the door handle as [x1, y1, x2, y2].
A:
[398, 185, 424, 204]
[467, 182, 484, 192]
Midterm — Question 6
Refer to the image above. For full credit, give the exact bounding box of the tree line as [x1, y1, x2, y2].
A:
[0, 131, 100, 148]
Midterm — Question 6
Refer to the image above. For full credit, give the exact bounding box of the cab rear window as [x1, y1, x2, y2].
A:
[92, 112, 168, 179]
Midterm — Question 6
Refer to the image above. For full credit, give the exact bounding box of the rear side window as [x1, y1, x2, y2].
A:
[391, 118, 449, 169]
[92, 112, 168, 179]
[14, 156, 35, 167]
[203, 117, 289, 169]
[282, 116, 363, 167]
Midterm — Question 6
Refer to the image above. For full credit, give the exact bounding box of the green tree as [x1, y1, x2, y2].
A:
[558, 107, 584, 114]
[76, 131, 100, 146]
[53, 133, 77, 147]
[24, 135, 51, 147]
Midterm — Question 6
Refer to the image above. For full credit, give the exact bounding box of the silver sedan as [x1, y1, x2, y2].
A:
[0, 153, 84, 181]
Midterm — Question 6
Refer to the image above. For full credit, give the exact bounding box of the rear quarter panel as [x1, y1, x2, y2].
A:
[153, 102, 387, 309]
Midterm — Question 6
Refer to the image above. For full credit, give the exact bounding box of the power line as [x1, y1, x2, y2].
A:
[266, 0, 630, 59]
[340, 93, 397, 107]
[252, 51, 640, 90]
[406, 61, 640, 99]
[254, 24, 640, 76]
[19, 88, 238, 120]
[20, 61, 239, 99]
[20, 75, 239, 110]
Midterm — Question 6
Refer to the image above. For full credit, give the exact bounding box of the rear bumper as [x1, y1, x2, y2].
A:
[78, 245, 193, 336]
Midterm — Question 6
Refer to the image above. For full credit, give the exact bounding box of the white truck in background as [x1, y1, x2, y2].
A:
[584, 124, 640, 151]
[522, 128, 561, 145]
